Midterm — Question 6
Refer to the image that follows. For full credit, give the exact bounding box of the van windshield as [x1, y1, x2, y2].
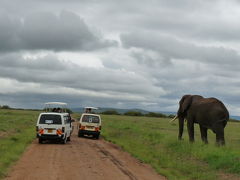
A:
[39, 114, 62, 124]
[82, 115, 100, 123]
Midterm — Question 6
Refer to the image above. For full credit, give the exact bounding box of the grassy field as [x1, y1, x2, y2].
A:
[0, 109, 84, 179]
[0, 109, 39, 179]
[1, 110, 240, 180]
[101, 115, 240, 180]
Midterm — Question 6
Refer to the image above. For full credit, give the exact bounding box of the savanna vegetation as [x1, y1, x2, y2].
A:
[124, 111, 175, 118]
[0, 109, 39, 179]
[0, 108, 76, 179]
[101, 115, 240, 180]
[101, 110, 120, 115]
[0, 109, 240, 180]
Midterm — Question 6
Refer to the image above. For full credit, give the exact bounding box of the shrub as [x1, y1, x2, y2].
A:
[168, 114, 176, 118]
[124, 111, 143, 116]
[145, 112, 167, 118]
[1, 105, 11, 109]
[101, 110, 120, 115]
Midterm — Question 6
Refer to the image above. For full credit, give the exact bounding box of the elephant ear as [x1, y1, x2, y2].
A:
[179, 95, 193, 113]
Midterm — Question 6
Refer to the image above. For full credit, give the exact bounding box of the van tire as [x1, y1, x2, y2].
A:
[67, 136, 71, 141]
[78, 131, 83, 137]
[95, 134, 99, 139]
[38, 138, 43, 144]
[62, 136, 67, 144]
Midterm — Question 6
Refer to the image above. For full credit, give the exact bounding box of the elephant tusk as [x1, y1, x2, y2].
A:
[170, 115, 178, 123]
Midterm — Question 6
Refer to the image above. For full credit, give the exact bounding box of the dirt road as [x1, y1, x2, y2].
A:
[5, 125, 166, 180]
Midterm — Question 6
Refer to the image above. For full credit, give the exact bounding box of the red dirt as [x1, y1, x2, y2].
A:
[5, 126, 166, 180]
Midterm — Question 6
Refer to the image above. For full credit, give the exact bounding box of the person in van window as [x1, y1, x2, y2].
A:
[57, 107, 62, 113]
[86, 108, 91, 113]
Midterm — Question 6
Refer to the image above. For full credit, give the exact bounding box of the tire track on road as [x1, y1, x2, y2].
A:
[93, 143, 138, 180]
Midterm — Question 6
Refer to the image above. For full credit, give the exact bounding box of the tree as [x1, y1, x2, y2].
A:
[101, 110, 120, 115]
[124, 111, 143, 116]
[168, 114, 176, 118]
[1, 105, 10, 109]
[145, 112, 167, 118]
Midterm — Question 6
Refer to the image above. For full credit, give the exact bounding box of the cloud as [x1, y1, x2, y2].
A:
[118, 31, 240, 115]
[120, 32, 240, 68]
[0, 53, 166, 106]
[0, 53, 67, 70]
[0, 11, 117, 52]
[0, 0, 240, 115]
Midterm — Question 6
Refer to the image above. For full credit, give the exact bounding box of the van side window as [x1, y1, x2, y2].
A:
[64, 116, 70, 124]
[67, 116, 71, 123]
[63, 116, 67, 124]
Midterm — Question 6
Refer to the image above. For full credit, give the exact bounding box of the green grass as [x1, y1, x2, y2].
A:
[0, 109, 39, 179]
[0, 109, 81, 179]
[1, 110, 240, 180]
[101, 115, 240, 180]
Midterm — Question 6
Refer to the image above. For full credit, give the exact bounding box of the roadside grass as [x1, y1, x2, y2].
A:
[1, 110, 240, 180]
[0, 109, 38, 179]
[101, 115, 240, 180]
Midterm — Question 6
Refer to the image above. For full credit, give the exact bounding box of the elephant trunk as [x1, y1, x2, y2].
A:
[178, 117, 184, 140]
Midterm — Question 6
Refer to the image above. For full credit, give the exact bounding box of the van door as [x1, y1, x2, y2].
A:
[38, 114, 63, 135]
[64, 116, 71, 137]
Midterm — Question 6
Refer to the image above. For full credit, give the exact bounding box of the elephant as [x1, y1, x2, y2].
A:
[172, 95, 229, 145]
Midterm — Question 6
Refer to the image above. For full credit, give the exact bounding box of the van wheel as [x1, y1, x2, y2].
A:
[67, 136, 71, 141]
[38, 138, 43, 144]
[95, 134, 99, 139]
[62, 137, 67, 144]
[78, 131, 83, 137]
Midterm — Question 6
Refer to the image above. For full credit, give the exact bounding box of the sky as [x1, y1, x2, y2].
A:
[1, 0, 240, 115]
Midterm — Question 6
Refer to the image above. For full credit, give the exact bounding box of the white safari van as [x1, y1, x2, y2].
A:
[78, 107, 101, 139]
[36, 102, 73, 144]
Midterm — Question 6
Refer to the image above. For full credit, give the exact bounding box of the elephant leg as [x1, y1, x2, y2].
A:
[216, 130, 225, 146]
[187, 121, 194, 142]
[214, 123, 225, 146]
[199, 125, 208, 144]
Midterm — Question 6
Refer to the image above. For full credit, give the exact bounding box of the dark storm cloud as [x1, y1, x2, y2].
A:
[1, 0, 239, 43]
[0, 11, 117, 52]
[121, 32, 240, 67]
[118, 31, 240, 114]
[0, 53, 66, 70]
[131, 49, 172, 67]
[0, 91, 159, 110]
[0, 53, 164, 97]
[0, 0, 240, 114]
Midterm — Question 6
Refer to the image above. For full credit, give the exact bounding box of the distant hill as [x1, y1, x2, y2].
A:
[71, 107, 240, 121]
[101, 107, 150, 114]
[71, 107, 150, 114]
[230, 116, 240, 121]
[156, 111, 176, 115]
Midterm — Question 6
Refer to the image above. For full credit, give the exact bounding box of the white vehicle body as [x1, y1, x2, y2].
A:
[78, 113, 102, 139]
[36, 102, 73, 144]
[45, 102, 68, 112]
[84, 107, 98, 113]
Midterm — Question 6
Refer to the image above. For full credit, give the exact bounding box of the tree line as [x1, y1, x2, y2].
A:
[101, 110, 175, 118]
